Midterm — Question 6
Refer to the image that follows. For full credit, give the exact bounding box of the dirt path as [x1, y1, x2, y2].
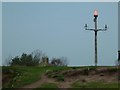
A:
[20, 67, 118, 89]
[22, 74, 72, 89]
[22, 74, 55, 88]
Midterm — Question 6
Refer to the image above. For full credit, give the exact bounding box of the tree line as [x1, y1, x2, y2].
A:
[8, 49, 68, 66]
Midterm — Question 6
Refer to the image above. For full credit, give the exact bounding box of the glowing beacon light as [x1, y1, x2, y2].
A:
[94, 10, 98, 17]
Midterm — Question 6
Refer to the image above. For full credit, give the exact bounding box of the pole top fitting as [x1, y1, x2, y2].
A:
[94, 10, 98, 17]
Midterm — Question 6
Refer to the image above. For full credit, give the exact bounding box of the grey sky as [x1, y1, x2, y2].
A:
[1, 0, 119, 2]
[118, 1, 120, 50]
[0, 2, 2, 66]
[2, 2, 118, 66]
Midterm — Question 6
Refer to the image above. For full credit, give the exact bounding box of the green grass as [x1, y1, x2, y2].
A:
[72, 81, 119, 88]
[3, 66, 45, 88]
[55, 74, 64, 81]
[2, 66, 118, 88]
[2, 66, 68, 88]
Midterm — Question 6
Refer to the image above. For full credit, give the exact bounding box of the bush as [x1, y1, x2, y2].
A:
[50, 57, 68, 66]
[107, 68, 118, 74]
[2, 66, 23, 88]
[56, 74, 64, 81]
[83, 69, 89, 75]
[10, 53, 40, 66]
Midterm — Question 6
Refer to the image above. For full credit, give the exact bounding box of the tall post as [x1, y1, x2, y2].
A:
[85, 10, 107, 66]
[118, 50, 120, 81]
[95, 31, 97, 66]
[94, 16, 98, 66]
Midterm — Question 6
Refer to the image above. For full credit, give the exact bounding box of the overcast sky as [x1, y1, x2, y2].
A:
[2, 2, 118, 66]
[0, 2, 2, 66]
[118, 1, 120, 51]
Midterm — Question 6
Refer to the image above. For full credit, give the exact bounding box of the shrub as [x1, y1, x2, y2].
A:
[56, 74, 64, 81]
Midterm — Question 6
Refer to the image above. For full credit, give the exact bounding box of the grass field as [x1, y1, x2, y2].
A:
[2, 66, 119, 89]
[2, 66, 69, 88]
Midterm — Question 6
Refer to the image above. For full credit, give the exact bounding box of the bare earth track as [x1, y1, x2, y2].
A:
[22, 74, 72, 89]
[21, 67, 118, 89]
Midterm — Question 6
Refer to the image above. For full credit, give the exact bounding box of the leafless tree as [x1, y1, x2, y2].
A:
[60, 56, 69, 66]
[115, 59, 120, 67]
[31, 49, 46, 64]
[51, 56, 68, 66]
[4, 55, 13, 66]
